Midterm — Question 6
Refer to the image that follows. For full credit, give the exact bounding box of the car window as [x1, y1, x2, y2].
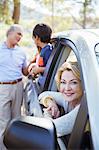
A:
[66, 50, 77, 62]
[95, 43, 99, 65]
[49, 46, 79, 92]
[48, 46, 71, 91]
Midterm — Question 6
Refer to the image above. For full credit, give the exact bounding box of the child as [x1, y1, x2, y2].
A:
[29, 46, 41, 66]
[28, 23, 53, 79]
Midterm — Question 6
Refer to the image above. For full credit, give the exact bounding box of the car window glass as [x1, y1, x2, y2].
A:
[95, 43, 99, 65]
[66, 51, 77, 62]
[49, 46, 78, 91]
[48, 46, 71, 91]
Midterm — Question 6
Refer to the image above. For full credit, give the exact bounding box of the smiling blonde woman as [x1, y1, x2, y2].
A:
[39, 61, 83, 137]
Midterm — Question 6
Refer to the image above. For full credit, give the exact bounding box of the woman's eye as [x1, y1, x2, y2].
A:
[60, 81, 66, 84]
[60, 80, 79, 85]
[71, 81, 78, 85]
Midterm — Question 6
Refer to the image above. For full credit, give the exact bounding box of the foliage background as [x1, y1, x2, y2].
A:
[0, 0, 99, 60]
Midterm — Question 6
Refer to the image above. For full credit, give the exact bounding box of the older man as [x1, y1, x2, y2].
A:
[0, 24, 28, 149]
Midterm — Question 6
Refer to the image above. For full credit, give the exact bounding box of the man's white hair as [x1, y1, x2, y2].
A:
[6, 24, 23, 37]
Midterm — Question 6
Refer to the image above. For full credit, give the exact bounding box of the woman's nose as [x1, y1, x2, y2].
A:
[64, 83, 71, 91]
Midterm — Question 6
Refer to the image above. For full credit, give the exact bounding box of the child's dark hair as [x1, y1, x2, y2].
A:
[32, 23, 52, 43]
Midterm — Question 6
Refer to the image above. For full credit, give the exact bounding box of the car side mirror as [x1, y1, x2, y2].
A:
[4, 116, 57, 150]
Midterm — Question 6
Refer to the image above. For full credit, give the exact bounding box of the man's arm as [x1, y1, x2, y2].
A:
[22, 61, 35, 76]
[22, 67, 29, 76]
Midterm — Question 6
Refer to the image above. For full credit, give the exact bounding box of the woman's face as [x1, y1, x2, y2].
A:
[59, 70, 83, 104]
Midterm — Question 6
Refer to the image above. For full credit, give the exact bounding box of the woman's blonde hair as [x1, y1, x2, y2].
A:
[55, 61, 81, 90]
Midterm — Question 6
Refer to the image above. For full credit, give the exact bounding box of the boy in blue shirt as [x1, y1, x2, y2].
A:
[28, 23, 53, 79]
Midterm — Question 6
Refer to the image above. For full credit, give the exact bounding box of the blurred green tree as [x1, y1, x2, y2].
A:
[0, 0, 10, 23]
[79, 0, 97, 28]
[0, 0, 20, 24]
[39, 0, 98, 29]
[12, 0, 20, 24]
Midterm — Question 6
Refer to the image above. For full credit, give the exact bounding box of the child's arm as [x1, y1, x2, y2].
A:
[30, 66, 45, 75]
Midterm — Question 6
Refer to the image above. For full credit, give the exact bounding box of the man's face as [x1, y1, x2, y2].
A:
[8, 29, 23, 46]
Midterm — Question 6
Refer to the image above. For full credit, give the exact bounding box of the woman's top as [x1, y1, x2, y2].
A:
[39, 91, 80, 137]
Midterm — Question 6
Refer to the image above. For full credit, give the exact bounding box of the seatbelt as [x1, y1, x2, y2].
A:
[67, 94, 88, 149]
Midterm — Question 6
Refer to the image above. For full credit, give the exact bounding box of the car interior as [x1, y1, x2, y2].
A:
[4, 36, 93, 149]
